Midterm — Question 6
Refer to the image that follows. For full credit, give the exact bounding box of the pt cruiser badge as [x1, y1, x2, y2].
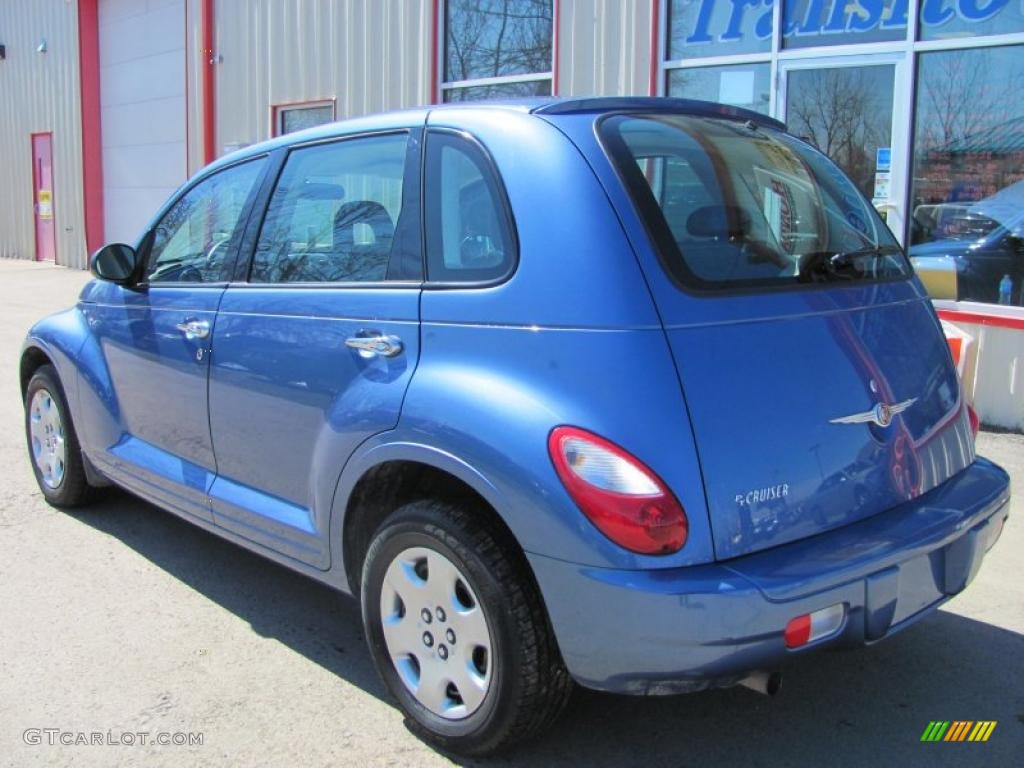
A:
[735, 484, 790, 507]
[830, 398, 917, 428]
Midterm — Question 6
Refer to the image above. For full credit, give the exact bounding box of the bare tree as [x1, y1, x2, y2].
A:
[787, 68, 892, 195]
[918, 49, 1024, 151]
[445, 0, 552, 83]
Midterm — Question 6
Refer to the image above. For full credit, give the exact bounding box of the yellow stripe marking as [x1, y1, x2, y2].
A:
[981, 721, 996, 741]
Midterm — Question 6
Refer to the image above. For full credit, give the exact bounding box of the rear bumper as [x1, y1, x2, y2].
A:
[528, 458, 1010, 694]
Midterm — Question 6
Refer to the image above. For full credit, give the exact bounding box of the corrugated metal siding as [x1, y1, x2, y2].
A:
[207, 0, 432, 157]
[0, 0, 88, 267]
[558, 0, 652, 98]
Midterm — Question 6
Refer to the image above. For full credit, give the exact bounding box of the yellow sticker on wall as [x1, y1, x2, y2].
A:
[37, 189, 53, 220]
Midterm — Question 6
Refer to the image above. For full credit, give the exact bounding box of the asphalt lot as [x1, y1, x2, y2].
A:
[1, 259, 1022, 768]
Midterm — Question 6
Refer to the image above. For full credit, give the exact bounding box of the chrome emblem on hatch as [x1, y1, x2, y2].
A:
[829, 398, 917, 428]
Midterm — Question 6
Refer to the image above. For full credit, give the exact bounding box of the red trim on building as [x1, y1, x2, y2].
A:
[937, 309, 1024, 332]
[201, 0, 216, 165]
[77, 0, 103, 256]
[649, 0, 660, 97]
[430, 0, 441, 104]
[552, 0, 561, 95]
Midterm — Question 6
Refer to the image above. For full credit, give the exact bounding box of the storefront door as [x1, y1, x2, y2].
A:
[777, 57, 908, 242]
[31, 132, 56, 262]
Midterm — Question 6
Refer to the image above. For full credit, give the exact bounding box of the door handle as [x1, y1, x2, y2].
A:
[344, 333, 403, 358]
[176, 319, 210, 340]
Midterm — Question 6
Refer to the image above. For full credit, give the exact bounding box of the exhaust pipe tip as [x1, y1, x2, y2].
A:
[738, 670, 782, 697]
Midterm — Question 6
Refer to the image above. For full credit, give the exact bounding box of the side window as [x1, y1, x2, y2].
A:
[425, 132, 515, 282]
[251, 133, 409, 284]
[145, 158, 266, 283]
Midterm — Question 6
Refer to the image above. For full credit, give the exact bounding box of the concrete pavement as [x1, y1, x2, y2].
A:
[0, 259, 1021, 767]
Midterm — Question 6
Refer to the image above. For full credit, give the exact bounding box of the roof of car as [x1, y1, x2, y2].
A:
[433, 96, 784, 129]
[206, 96, 785, 175]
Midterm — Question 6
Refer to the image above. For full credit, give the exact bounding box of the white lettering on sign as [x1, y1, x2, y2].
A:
[682, 0, 1010, 45]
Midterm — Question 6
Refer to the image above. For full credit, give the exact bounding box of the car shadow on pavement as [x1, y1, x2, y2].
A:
[70, 490, 1023, 767]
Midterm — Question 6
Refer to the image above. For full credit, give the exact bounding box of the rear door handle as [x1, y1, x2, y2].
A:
[345, 333, 403, 358]
[176, 319, 210, 340]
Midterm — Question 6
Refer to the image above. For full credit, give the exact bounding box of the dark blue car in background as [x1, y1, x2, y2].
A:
[910, 182, 1024, 304]
[21, 98, 1010, 755]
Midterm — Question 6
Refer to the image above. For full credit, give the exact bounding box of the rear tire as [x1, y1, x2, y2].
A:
[24, 364, 101, 508]
[361, 499, 572, 756]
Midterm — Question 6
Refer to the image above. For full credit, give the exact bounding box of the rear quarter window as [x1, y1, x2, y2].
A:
[600, 114, 909, 292]
[424, 131, 516, 284]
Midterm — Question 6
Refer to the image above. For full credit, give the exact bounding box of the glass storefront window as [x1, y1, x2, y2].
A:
[667, 63, 771, 115]
[918, 0, 1024, 41]
[443, 79, 552, 102]
[909, 45, 1024, 305]
[782, 0, 908, 49]
[785, 65, 894, 199]
[444, 0, 553, 83]
[668, 0, 773, 58]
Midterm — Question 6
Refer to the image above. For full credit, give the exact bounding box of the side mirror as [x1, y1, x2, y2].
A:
[89, 243, 138, 284]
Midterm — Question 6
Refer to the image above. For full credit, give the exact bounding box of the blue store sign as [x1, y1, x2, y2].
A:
[680, 0, 1013, 46]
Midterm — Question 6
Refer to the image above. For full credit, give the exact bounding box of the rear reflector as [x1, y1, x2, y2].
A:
[784, 604, 846, 648]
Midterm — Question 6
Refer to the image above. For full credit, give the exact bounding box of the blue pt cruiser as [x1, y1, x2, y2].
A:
[21, 98, 1010, 755]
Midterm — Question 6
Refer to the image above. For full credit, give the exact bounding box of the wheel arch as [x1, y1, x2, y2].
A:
[19, 307, 93, 409]
[20, 344, 55, 397]
[334, 441, 524, 595]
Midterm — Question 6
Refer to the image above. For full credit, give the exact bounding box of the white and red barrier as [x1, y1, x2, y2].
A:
[935, 301, 1024, 432]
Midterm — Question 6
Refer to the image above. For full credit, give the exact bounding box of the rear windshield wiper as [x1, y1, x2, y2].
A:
[798, 244, 904, 282]
[829, 244, 904, 269]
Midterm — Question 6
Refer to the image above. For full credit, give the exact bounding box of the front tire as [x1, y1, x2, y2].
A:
[361, 500, 572, 756]
[24, 364, 100, 507]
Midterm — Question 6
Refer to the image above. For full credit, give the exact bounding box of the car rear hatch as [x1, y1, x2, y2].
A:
[593, 109, 976, 560]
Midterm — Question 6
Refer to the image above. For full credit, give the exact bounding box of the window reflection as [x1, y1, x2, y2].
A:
[444, 0, 553, 82]
[443, 79, 551, 102]
[279, 105, 334, 136]
[909, 46, 1024, 305]
[668, 64, 771, 115]
[786, 66, 894, 199]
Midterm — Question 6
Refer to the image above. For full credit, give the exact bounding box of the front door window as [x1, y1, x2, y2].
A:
[145, 157, 266, 283]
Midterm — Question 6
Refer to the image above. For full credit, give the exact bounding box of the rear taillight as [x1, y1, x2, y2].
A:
[967, 402, 980, 437]
[547, 426, 687, 555]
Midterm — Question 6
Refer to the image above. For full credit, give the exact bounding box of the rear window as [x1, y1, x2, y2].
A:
[601, 114, 909, 291]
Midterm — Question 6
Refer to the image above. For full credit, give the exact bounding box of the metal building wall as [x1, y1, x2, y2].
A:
[558, 0, 654, 98]
[98, 0, 188, 245]
[0, 0, 88, 267]
[205, 0, 433, 158]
